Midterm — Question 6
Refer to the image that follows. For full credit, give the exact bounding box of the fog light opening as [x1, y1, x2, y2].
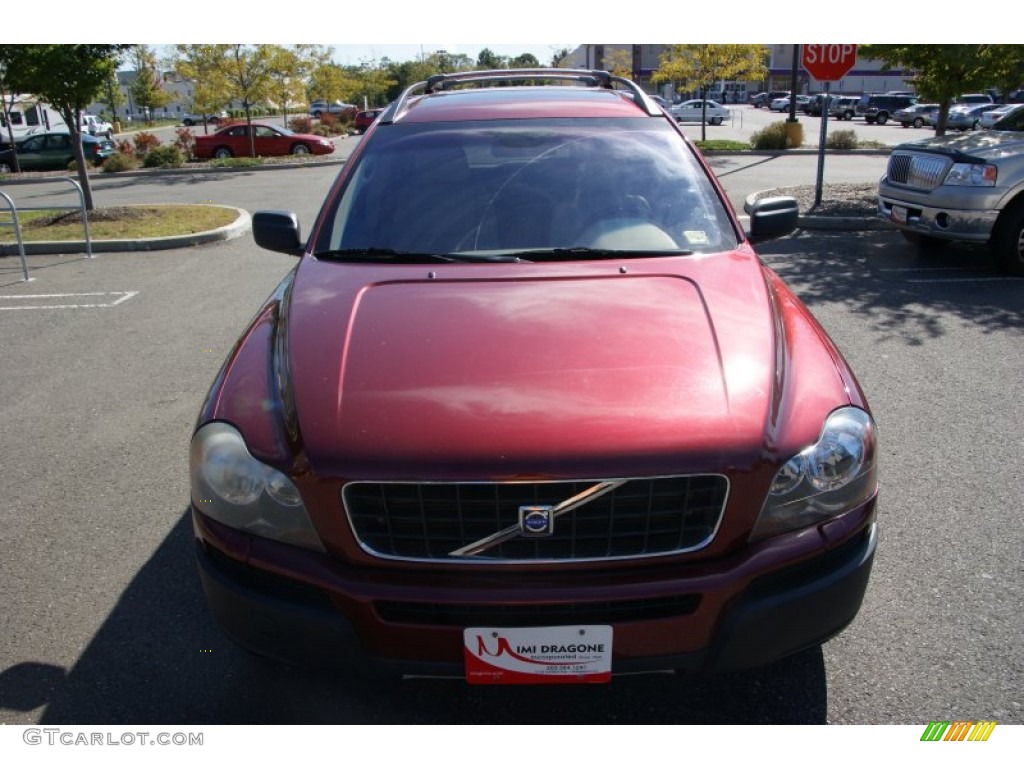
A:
[935, 212, 950, 229]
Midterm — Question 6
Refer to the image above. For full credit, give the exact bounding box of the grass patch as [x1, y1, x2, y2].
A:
[0, 204, 239, 242]
[208, 157, 264, 169]
[695, 139, 750, 151]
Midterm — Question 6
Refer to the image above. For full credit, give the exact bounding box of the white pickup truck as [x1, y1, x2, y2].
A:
[80, 114, 114, 139]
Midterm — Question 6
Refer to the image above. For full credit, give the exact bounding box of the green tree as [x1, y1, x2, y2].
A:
[551, 47, 574, 68]
[510, 53, 541, 69]
[2, 44, 128, 208]
[0, 46, 23, 172]
[173, 44, 230, 134]
[128, 45, 171, 123]
[603, 49, 633, 79]
[267, 45, 329, 125]
[653, 44, 768, 140]
[211, 44, 275, 156]
[477, 48, 506, 69]
[862, 44, 1024, 135]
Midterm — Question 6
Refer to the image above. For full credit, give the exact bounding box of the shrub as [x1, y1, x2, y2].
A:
[102, 152, 136, 173]
[289, 115, 313, 133]
[826, 130, 858, 150]
[173, 127, 195, 159]
[115, 138, 134, 156]
[319, 112, 338, 130]
[143, 144, 185, 168]
[133, 131, 161, 156]
[750, 121, 789, 150]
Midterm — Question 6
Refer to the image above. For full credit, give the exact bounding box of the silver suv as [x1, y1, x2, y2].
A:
[877, 106, 1024, 274]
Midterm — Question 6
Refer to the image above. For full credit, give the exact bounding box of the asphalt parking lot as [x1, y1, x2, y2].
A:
[0, 158, 1022, 727]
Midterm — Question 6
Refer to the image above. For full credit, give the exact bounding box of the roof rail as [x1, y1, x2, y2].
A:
[379, 68, 662, 125]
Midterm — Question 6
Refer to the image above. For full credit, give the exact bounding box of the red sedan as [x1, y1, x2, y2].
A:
[192, 122, 335, 159]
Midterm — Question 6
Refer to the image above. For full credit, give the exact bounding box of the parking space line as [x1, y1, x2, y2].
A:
[0, 291, 139, 310]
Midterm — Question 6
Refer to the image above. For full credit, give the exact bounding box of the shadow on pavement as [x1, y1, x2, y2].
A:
[758, 229, 1024, 343]
[24, 514, 828, 725]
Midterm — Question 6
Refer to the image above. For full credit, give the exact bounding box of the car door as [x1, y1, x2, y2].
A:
[224, 125, 250, 155]
[44, 133, 74, 169]
[14, 135, 48, 170]
[253, 125, 284, 156]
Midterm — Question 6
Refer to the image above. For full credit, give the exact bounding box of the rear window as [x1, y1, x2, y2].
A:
[315, 117, 737, 258]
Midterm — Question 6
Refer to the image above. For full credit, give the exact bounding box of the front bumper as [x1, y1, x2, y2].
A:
[193, 502, 877, 678]
[878, 183, 1001, 244]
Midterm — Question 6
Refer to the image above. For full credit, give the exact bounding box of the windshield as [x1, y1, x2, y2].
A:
[994, 105, 1024, 131]
[314, 118, 736, 260]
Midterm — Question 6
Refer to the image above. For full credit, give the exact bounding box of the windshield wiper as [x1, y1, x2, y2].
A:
[500, 247, 695, 261]
[313, 248, 527, 263]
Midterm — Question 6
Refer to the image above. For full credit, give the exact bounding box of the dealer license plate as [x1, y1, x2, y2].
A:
[463, 626, 613, 684]
[891, 205, 908, 224]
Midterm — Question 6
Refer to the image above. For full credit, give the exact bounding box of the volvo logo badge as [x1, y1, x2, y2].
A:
[519, 505, 555, 537]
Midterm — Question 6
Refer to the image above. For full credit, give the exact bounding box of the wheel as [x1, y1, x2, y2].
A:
[291, 143, 311, 155]
[313, 110, 323, 119]
[183, 118, 195, 126]
[0, 161, 11, 174]
[844, 110, 854, 120]
[710, 116, 723, 126]
[913, 117, 924, 128]
[213, 147, 233, 159]
[971, 119, 979, 130]
[991, 199, 1024, 276]
[876, 112, 889, 125]
[105, 130, 113, 139]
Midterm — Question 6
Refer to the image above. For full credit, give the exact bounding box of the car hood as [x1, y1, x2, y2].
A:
[896, 130, 1024, 159]
[279, 253, 842, 480]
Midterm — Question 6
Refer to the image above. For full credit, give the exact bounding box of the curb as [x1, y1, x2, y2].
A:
[743, 190, 895, 232]
[0, 205, 251, 256]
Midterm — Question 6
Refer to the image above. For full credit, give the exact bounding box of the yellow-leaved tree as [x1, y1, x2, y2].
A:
[653, 44, 768, 140]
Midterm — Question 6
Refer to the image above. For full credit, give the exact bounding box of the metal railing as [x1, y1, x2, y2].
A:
[0, 177, 92, 282]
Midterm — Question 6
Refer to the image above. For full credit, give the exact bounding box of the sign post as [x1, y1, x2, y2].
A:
[801, 45, 858, 208]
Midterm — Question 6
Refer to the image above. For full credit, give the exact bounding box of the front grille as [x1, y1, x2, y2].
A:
[887, 152, 950, 190]
[375, 594, 701, 626]
[343, 475, 728, 562]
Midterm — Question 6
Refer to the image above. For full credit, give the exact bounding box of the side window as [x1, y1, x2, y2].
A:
[228, 126, 247, 137]
[21, 136, 43, 152]
[48, 135, 70, 150]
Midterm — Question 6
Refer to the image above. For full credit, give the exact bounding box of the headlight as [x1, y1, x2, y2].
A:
[752, 407, 877, 541]
[190, 422, 323, 551]
[944, 162, 997, 187]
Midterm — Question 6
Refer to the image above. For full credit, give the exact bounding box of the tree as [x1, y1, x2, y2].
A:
[128, 45, 171, 123]
[101, 70, 124, 125]
[206, 44, 275, 156]
[861, 44, 1024, 135]
[653, 44, 768, 140]
[2, 45, 128, 208]
[509, 53, 541, 69]
[0, 45, 23, 173]
[173, 45, 230, 134]
[267, 45, 329, 125]
[477, 48, 505, 70]
[603, 49, 633, 79]
[551, 47, 574, 68]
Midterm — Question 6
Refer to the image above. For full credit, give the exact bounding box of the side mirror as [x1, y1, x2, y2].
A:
[744, 195, 800, 241]
[253, 210, 303, 256]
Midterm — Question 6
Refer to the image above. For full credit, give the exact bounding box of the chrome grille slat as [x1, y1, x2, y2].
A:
[887, 151, 951, 190]
[343, 476, 728, 563]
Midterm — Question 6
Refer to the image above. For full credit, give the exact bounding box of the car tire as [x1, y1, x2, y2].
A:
[876, 112, 889, 125]
[183, 118, 195, 127]
[844, 111, 854, 120]
[711, 116, 723, 126]
[991, 199, 1024, 276]
[213, 147, 233, 159]
[0, 161, 11, 174]
[291, 143, 311, 155]
[913, 117, 924, 128]
[313, 111, 322, 119]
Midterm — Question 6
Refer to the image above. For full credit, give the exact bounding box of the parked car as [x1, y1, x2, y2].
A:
[191, 122, 336, 159]
[669, 99, 731, 125]
[802, 94, 846, 116]
[954, 93, 994, 107]
[827, 96, 859, 121]
[894, 103, 939, 129]
[770, 94, 809, 112]
[648, 94, 671, 110]
[79, 113, 114, 139]
[856, 93, 917, 124]
[353, 108, 384, 134]
[979, 104, 1022, 129]
[0, 131, 114, 172]
[878, 104, 1024, 274]
[946, 103, 992, 131]
[308, 100, 356, 119]
[182, 112, 228, 127]
[191, 68, 878, 683]
[750, 90, 788, 108]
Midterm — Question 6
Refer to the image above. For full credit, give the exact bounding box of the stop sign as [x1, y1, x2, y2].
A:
[801, 44, 858, 81]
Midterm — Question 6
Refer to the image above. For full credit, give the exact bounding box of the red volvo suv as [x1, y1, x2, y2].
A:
[190, 69, 878, 684]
